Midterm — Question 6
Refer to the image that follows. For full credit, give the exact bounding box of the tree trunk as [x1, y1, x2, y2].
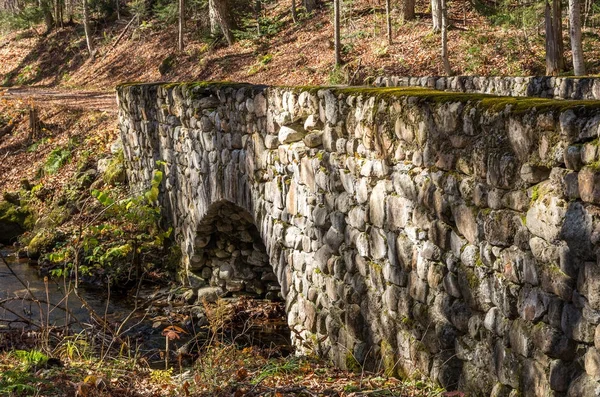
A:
[386, 0, 392, 44]
[178, 0, 184, 51]
[116, 0, 120, 20]
[553, 0, 566, 70]
[545, 1, 560, 75]
[334, 0, 341, 66]
[304, 0, 317, 12]
[569, 0, 586, 75]
[291, 0, 297, 22]
[431, 0, 442, 32]
[256, 0, 261, 35]
[211, 0, 233, 45]
[208, 0, 219, 35]
[401, 0, 415, 22]
[441, 0, 452, 75]
[41, 0, 53, 33]
[82, 0, 94, 57]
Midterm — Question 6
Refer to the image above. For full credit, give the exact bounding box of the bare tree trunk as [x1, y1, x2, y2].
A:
[116, 0, 120, 20]
[211, 0, 233, 45]
[386, 0, 392, 44]
[334, 0, 341, 66]
[82, 0, 94, 57]
[304, 0, 316, 12]
[256, 0, 261, 35]
[545, 1, 560, 75]
[41, 0, 53, 33]
[553, 0, 566, 70]
[402, 0, 415, 22]
[53, 0, 58, 27]
[569, 0, 586, 75]
[208, 0, 219, 34]
[58, 0, 63, 26]
[441, 0, 452, 75]
[431, 0, 442, 32]
[178, 0, 184, 52]
[291, 0, 297, 22]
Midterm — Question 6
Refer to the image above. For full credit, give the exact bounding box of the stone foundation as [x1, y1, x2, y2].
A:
[117, 82, 600, 396]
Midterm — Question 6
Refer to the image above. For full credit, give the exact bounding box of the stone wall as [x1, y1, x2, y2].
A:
[117, 82, 600, 396]
[375, 75, 600, 100]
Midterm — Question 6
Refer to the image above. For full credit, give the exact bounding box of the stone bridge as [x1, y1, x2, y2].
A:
[117, 82, 600, 396]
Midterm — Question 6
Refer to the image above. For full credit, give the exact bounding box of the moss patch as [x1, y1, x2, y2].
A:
[103, 150, 126, 186]
[0, 200, 33, 244]
[345, 352, 361, 373]
[380, 340, 397, 377]
[27, 228, 61, 259]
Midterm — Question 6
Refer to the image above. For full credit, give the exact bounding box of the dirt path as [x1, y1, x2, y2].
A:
[1, 87, 117, 113]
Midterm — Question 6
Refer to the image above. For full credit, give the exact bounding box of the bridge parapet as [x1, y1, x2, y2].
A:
[375, 75, 600, 100]
[118, 81, 600, 395]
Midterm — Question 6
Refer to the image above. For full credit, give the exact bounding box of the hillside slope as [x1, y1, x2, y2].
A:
[2, 0, 599, 90]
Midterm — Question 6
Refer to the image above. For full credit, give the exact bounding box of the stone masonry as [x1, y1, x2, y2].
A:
[117, 82, 600, 396]
[375, 75, 600, 100]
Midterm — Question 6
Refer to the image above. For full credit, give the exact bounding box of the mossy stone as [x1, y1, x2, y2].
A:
[0, 200, 33, 244]
[27, 229, 61, 259]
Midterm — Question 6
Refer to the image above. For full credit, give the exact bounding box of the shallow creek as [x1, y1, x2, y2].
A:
[0, 247, 292, 366]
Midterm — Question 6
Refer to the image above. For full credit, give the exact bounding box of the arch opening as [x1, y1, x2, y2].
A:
[190, 201, 282, 301]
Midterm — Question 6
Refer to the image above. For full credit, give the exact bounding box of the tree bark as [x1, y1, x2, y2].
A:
[334, 0, 341, 66]
[441, 0, 452, 75]
[431, 0, 442, 32]
[41, 0, 53, 33]
[569, 0, 586, 75]
[386, 0, 392, 44]
[82, 0, 93, 57]
[256, 0, 261, 35]
[178, 0, 184, 52]
[211, 0, 233, 45]
[545, 1, 560, 75]
[304, 0, 316, 12]
[553, 0, 566, 70]
[291, 0, 297, 23]
[401, 0, 415, 22]
[208, 0, 219, 35]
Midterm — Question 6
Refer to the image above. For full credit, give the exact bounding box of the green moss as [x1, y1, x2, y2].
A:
[461, 263, 480, 289]
[369, 261, 383, 274]
[27, 229, 60, 258]
[531, 185, 540, 202]
[475, 254, 484, 268]
[345, 352, 361, 373]
[380, 340, 397, 377]
[400, 316, 414, 327]
[0, 200, 34, 230]
[103, 151, 126, 186]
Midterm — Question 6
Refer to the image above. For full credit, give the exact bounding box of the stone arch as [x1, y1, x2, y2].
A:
[188, 200, 283, 301]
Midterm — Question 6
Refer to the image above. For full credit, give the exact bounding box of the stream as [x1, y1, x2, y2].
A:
[0, 247, 292, 366]
[0, 247, 139, 330]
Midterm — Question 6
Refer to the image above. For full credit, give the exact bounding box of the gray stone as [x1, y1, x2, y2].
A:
[278, 124, 305, 144]
[303, 131, 323, 147]
[520, 163, 551, 184]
